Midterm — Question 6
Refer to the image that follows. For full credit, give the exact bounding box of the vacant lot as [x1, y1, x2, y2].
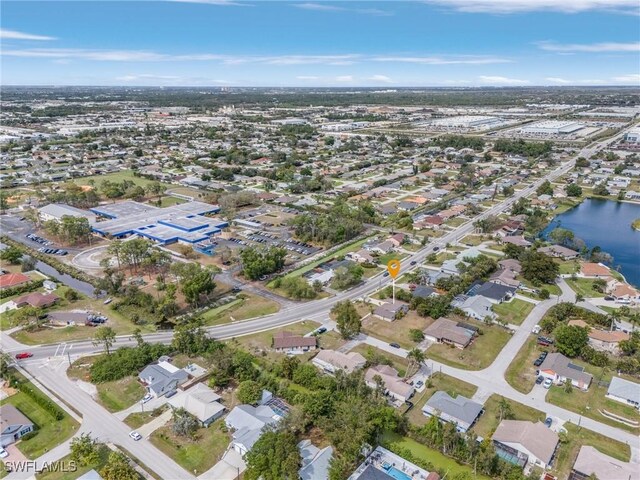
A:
[201, 293, 279, 325]
[0, 376, 79, 459]
[426, 321, 512, 370]
[362, 311, 433, 349]
[150, 420, 229, 475]
[351, 344, 409, 377]
[124, 406, 168, 429]
[405, 373, 477, 427]
[74, 170, 160, 188]
[505, 336, 547, 394]
[566, 277, 606, 298]
[472, 394, 545, 439]
[492, 298, 535, 326]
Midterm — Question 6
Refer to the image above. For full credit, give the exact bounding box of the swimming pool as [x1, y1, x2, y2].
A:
[384, 466, 412, 480]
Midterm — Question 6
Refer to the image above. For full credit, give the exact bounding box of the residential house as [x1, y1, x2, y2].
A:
[0, 405, 35, 447]
[365, 365, 414, 404]
[138, 359, 189, 397]
[272, 331, 318, 354]
[298, 440, 334, 480]
[606, 377, 640, 411]
[490, 259, 522, 288]
[412, 285, 437, 300]
[423, 318, 477, 349]
[0, 272, 31, 290]
[225, 403, 281, 456]
[467, 281, 515, 304]
[312, 350, 366, 375]
[501, 236, 532, 247]
[492, 420, 559, 469]
[451, 295, 497, 322]
[569, 446, 638, 480]
[416, 215, 444, 230]
[369, 240, 395, 255]
[12, 292, 60, 309]
[348, 446, 440, 480]
[388, 233, 406, 248]
[440, 259, 461, 275]
[373, 301, 409, 322]
[606, 281, 639, 303]
[348, 249, 375, 264]
[539, 245, 580, 260]
[580, 263, 611, 278]
[167, 383, 226, 427]
[422, 391, 483, 433]
[568, 319, 630, 353]
[537, 353, 593, 390]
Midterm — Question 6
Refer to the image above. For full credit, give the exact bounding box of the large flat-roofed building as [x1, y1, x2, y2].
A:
[623, 128, 640, 144]
[520, 120, 584, 135]
[90, 200, 228, 245]
[39, 203, 97, 223]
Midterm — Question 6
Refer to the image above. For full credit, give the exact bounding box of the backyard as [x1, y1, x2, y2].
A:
[505, 337, 547, 394]
[472, 394, 545, 439]
[565, 278, 606, 298]
[426, 321, 512, 370]
[492, 298, 536, 326]
[361, 311, 434, 349]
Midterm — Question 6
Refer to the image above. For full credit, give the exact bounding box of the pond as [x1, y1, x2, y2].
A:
[541, 199, 640, 287]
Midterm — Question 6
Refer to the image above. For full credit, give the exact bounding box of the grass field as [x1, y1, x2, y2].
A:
[74, 170, 161, 188]
[97, 376, 146, 413]
[492, 298, 536, 326]
[426, 321, 512, 370]
[377, 252, 408, 266]
[381, 432, 492, 480]
[472, 394, 545, 438]
[504, 336, 545, 394]
[150, 420, 229, 476]
[200, 293, 279, 326]
[0, 377, 79, 459]
[124, 406, 168, 429]
[557, 260, 580, 275]
[566, 278, 606, 298]
[361, 312, 433, 349]
[405, 373, 477, 427]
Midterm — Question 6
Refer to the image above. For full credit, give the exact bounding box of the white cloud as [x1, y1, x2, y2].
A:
[423, 0, 639, 14]
[612, 74, 640, 83]
[369, 75, 393, 83]
[294, 2, 343, 11]
[335, 75, 354, 82]
[545, 77, 570, 84]
[0, 29, 56, 41]
[537, 41, 640, 52]
[479, 75, 529, 85]
[296, 75, 319, 80]
[372, 55, 510, 65]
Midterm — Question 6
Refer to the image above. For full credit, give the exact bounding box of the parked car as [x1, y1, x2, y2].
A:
[539, 351, 548, 360]
[604, 296, 615, 301]
[536, 376, 544, 385]
[0, 448, 8, 458]
[433, 246, 440, 251]
[537, 336, 554, 346]
[531, 324, 541, 334]
[415, 380, 424, 389]
[410, 260, 417, 265]
[533, 358, 543, 367]
[15, 352, 33, 360]
[129, 431, 142, 441]
[389, 343, 401, 349]
[544, 417, 553, 428]
[543, 378, 553, 389]
[141, 393, 153, 404]
[316, 327, 327, 334]
[383, 272, 389, 277]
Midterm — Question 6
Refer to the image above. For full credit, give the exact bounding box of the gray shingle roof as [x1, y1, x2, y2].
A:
[423, 391, 483, 425]
[607, 377, 640, 405]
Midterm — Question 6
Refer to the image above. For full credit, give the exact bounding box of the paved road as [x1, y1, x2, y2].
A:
[3, 130, 638, 478]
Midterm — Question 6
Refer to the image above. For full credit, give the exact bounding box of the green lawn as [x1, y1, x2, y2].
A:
[377, 252, 408, 266]
[566, 278, 606, 298]
[229, 319, 321, 359]
[472, 394, 545, 439]
[36, 445, 111, 480]
[505, 336, 545, 394]
[552, 424, 631, 480]
[426, 321, 512, 370]
[546, 366, 640, 434]
[124, 406, 168, 429]
[518, 278, 562, 297]
[0, 377, 79, 459]
[97, 376, 146, 413]
[74, 170, 161, 188]
[361, 311, 433, 349]
[492, 299, 536, 326]
[557, 260, 580, 275]
[381, 432, 492, 480]
[406, 373, 477, 427]
[156, 196, 187, 207]
[150, 420, 230, 476]
[351, 344, 409, 377]
[200, 293, 279, 326]
[459, 235, 486, 246]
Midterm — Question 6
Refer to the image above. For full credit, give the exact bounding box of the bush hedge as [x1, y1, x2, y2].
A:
[16, 381, 64, 421]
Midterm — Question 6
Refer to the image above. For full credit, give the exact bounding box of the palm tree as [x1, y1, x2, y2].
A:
[406, 348, 425, 379]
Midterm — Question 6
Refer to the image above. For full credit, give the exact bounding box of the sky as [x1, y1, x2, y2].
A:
[1, 0, 639, 87]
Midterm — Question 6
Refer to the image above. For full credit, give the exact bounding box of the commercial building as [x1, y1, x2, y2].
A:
[39, 203, 97, 223]
[623, 128, 640, 144]
[90, 200, 228, 245]
[520, 121, 585, 135]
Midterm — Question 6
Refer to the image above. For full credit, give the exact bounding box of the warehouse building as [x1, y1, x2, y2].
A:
[39, 203, 97, 223]
[90, 200, 228, 245]
[519, 121, 584, 135]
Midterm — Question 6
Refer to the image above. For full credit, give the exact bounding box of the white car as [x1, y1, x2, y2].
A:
[141, 393, 153, 404]
[543, 378, 553, 389]
[0, 448, 8, 458]
[531, 325, 541, 334]
[129, 431, 142, 441]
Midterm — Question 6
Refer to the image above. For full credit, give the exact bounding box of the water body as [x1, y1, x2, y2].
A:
[541, 199, 640, 287]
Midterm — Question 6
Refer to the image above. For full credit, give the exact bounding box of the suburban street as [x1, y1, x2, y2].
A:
[2, 130, 638, 478]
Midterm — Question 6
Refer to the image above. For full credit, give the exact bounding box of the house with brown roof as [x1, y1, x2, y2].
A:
[416, 215, 444, 230]
[0, 272, 31, 290]
[569, 320, 630, 353]
[492, 420, 559, 469]
[388, 233, 406, 248]
[13, 292, 60, 309]
[364, 365, 414, 404]
[580, 262, 611, 278]
[606, 281, 639, 302]
[423, 318, 477, 349]
[272, 331, 318, 354]
[539, 245, 579, 260]
[373, 301, 409, 322]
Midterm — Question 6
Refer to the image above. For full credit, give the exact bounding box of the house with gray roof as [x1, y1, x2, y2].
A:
[467, 281, 515, 304]
[570, 446, 638, 480]
[167, 383, 226, 427]
[298, 440, 333, 480]
[537, 353, 593, 390]
[225, 404, 281, 456]
[423, 318, 477, 349]
[0, 405, 34, 447]
[492, 420, 559, 469]
[606, 377, 640, 410]
[451, 295, 496, 322]
[373, 301, 409, 322]
[138, 360, 189, 398]
[422, 391, 483, 433]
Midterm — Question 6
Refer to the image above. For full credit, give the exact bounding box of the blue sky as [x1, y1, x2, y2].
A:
[1, 0, 639, 86]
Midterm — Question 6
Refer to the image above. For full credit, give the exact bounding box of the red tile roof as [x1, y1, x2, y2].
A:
[0, 272, 31, 290]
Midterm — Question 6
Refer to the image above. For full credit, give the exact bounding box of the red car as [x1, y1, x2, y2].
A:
[15, 352, 33, 360]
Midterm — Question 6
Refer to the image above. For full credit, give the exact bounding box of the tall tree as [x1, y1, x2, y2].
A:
[245, 428, 301, 480]
[331, 300, 361, 339]
[93, 326, 116, 355]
